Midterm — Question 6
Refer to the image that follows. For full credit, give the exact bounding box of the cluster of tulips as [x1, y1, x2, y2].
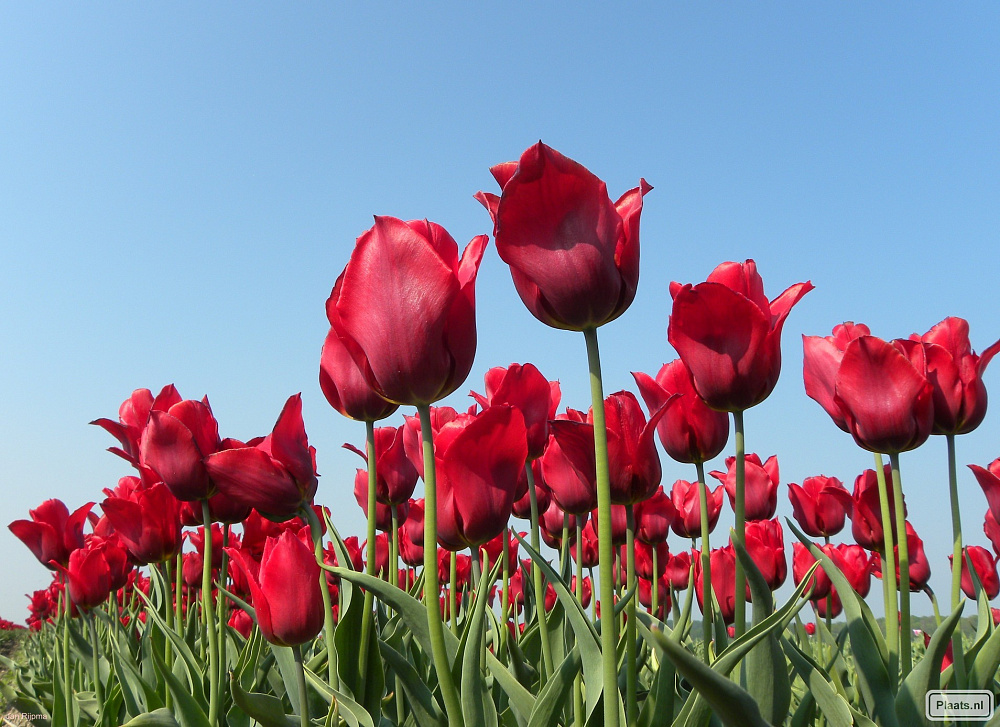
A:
[6, 141, 1000, 727]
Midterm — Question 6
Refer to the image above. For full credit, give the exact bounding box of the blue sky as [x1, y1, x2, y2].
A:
[2, 4, 999, 620]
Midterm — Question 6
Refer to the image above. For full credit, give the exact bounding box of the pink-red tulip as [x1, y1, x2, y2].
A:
[872, 521, 931, 591]
[402, 406, 462, 479]
[694, 546, 737, 624]
[570, 519, 600, 569]
[638, 575, 669, 616]
[665, 550, 693, 590]
[711, 453, 779, 521]
[9, 499, 93, 569]
[744, 519, 787, 591]
[476, 141, 650, 331]
[352, 471, 410, 531]
[986, 510, 1000, 557]
[54, 544, 112, 611]
[632, 359, 729, 464]
[787, 475, 852, 538]
[319, 327, 399, 422]
[604, 390, 666, 505]
[802, 322, 871, 432]
[669, 260, 813, 412]
[102, 483, 182, 565]
[540, 500, 579, 549]
[91, 385, 181, 467]
[633, 486, 676, 544]
[512, 461, 550, 520]
[970, 458, 1000, 524]
[327, 217, 487, 406]
[345, 425, 418, 505]
[792, 542, 834, 601]
[541, 419, 598, 515]
[590, 504, 628, 546]
[635, 541, 668, 581]
[470, 363, 560, 461]
[834, 543, 873, 598]
[139, 394, 222, 501]
[670, 479, 723, 540]
[952, 545, 1000, 600]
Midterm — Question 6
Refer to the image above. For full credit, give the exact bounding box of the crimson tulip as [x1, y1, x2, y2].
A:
[188, 524, 225, 569]
[9, 499, 93, 569]
[102, 483, 182, 564]
[638, 575, 669, 615]
[787, 475, 852, 538]
[401, 498, 425, 546]
[970, 458, 1000, 524]
[139, 394, 222, 501]
[352, 471, 409, 531]
[792, 542, 834, 601]
[206, 394, 318, 521]
[345, 424, 418, 505]
[665, 550, 693, 590]
[476, 141, 650, 331]
[814, 591, 843, 619]
[635, 541, 668, 581]
[743, 519, 786, 591]
[512, 461, 550, 519]
[802, 322, 872, 432]
[850, 465, 905, 551]
[54, 544, 112, 610]
[833, 544, 873, 598]
[694, 546, 737, 624]
[183, 551, 204, 591]
[952, 545, 1000, 600]
[633, 485, 676, 544]
[91, 385, 181, 467]
[632, 359, 729, 464]
[470, 363, 560, 461]
[401, 406, 461, 479]
[986, 510, 1000, 557]
[542, 419, 598, 515]
[327, 217, 487, 406]
[873, 521, 931, 591]
[670, 479, 723, 539]
[227, 530, 324, 647]
[365, 532, 391, 579]
[604, 390, 665, 505]
[319, 327, 398, 422]
[179, 490, 252, 525]
[669, 260, 812, 412]
[570, 519, 600, 569]
[540, 499, 579, 549]
[572, 575, 594, 609]
[590, 503, 628, 546]
[711, 453, 779, 521]
[229, 609, 254, 639]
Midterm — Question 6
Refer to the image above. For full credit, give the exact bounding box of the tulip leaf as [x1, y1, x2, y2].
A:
[380, 640, 447, 727]
[461, 558, 501, 727]
[786, 519, 899, 727]
[527, 648, 581, 727]
[636, 641, 675, 727]
[149, 642, 211, 727]
[301, 664, 377, 727]
[485, 650, 535, 724]
[229, 672, 298, 727]
[781, 636, 853, 727]
[120, 708, 182, 726]
[734, 535, 791, 726]
[895, 603, 964, 726]
[333, 565, 385, 713]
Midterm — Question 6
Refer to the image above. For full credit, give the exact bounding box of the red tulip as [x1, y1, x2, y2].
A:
[91, 385, 181, 467]
[669, 260, 813, 412]
[476, 141, 650, 331]
[814, 591, 842, 618]
[632, 359, 729, 464]
[365, 533, 391, 579]
[188, 524, 225, 569]
[434, 406, 528, 550]
[665, 550, 693, 590]
[908, 317, 1000, 435]
[669, 479, 723, 540]
[744, 519, 786, 591]
[206, 394, 318, 521]
[9, 499, 93, 569]
[512, 460, 550, 520]
[921, 631, 954, 672]
[952, 545, 1000, 600]
[102, 483, 182, 564]
[139, 394, 222, 501]
[834, 544, 873, 598]
[319, 327, 398, 422]
[604, 390, 666, 505]
[872, 522, 931, 591]
[227, 530, 324, 647]
[345, 424, 418, 505]
[970, 458, 1000, 525]
[710, 453, 779, 521]
[571, 519, 600, 569]
[802, 322, 872, 432]
[590, 504, 628, 546]
[228, 609, 254, 639]
[479, 529, 520, 569]
[635, 541, 669, 581]
[633, 486, 676, 544]
[572, 576, 594, 609]
[183, 551, 205, 590]
[542, 419, 598, 515]
[850, 465, 905, 551]
[54, 544, 112, 610]
[179, 489, 252, 526]
[352, 471, 410, 531]
[401, 498, 425, 546]
[402, 406, 462, 479]
[470, 363, 561, 461]
[436, 549, 472, 591]
[792, 542, 834, 601]
[638, 575, 669, 616]
[694, 545, 737, 624]
[327, 217, 487, 406]
[540, 500, 580, 549]
[804, 622, 817, 635]
[787, 475, 853, 538]
[985, 510, 1000, 557]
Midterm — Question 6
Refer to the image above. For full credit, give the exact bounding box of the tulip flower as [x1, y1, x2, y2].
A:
[710, 453, 779, 521]
[512, 461, 550, 519]
[694, 546, 737, 624]
[9, 499, 93, 570]
[434, 406, 528, 550]
[970, 458, 1000, 524]
[787, 475, 853, 538]
[365, 532, 391, 579]
[572, 575, 594, 609]
[792, 542, 834, 601]
[327, 217, 487, 406]
[102, 483, 182, 564]
[401, 498, 425, 546]
[344, 424, 418, 505]
[206, 394, 318, 521]
[188, 524, 225, 569]
[401, 406, 462, 479]
[802, 322, 872, 432]
[183, 551, 205, 591]
[179, 489, 252, 526]
[670, 479, 723, 539]
[814, 591, 843, 619]
[632, 360, 729, 464]
[873, 521, 931, 591]
[986, 511, 1000, 557]
[352, 471, 410, 531]
[590, 504, 628, 546]
[540, 499, 579, 549]
[633, 485, 676, 544]
[542, 419, 598, 515]
[139, 394, 222, 501]
[228, 609, 254, 640]
[319, 327, 399, 422]
[665, 550, 693, 590]
[226, 530, 324, 647]
[470, 363, 561, 461]
[604, 390, 666, 505]
[635, 541, 669, 581]
[834, 544, 874, 598]
[850, 465, 905, 551]
[951, 546, 1000, 600]
[476, 141, 650, 332]
[54, 543, 113, 611]
[669, 260, 813, 413]
[570, 519, 600, 569]
[91, 385, 181, 467]
[743, 519, 786, 592]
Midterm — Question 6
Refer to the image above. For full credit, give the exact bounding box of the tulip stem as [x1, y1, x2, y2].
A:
[561, 514, 570, 576]
[359, 419, 381, 699]
[174, 551, 183, 642]
[695, 461, 713, 663]
[61, 582, 73, 726]
[303, 505, 340, 693]
[651, 545, 659, 617]
[162, 560, 174, 711]
[946, 434, 968, 688]
[218, 524, 230, 698]
[417, 404, 465, 727]
[391, 508, 400, 589]
[88, 611, 104, 710]
[824, 535, 832, 636]
[293, 643, 310, 727]
[200, 500, 220, 726]
[501, 533, 510, 657]
[583, 326, 621, 727]
[525, 462, 553, 684]
[625, 505, 638, 725]
[574, 536, 585, 727]
[873, 453, 899, 684]
[732, 410, 747, 638]
[889, 453, 911, 679]
[450, 552, 458, 630]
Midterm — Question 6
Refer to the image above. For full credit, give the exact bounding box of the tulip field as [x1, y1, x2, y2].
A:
[6, 141, 1000, 727]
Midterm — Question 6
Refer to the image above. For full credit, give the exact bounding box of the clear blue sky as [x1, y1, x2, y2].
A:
[2, 4, 999, 620]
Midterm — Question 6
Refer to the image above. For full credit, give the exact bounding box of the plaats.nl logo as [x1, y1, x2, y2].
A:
[926, 690, 995, 721]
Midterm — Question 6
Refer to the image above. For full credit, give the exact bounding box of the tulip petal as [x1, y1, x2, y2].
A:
[205, 447, 301, 519]
[269, 394, 316, 490]
[140, 410, 211, 501]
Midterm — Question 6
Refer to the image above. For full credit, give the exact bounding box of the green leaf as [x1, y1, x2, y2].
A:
[485, 651, 535, 724]
[380, 640, 447, 727]
[302, 664, 377, 727]
[462, 559, 501, 727]
[896, 603, 964, 727]
[527, 649, 581, 727]
[229, 671, 298, 727]
[781, 637, 853, 727]
[134, 586, 208, 708]
[149, 641, 210, 727]
[635, 639, 675, 727]
[120, 708, 182, 726]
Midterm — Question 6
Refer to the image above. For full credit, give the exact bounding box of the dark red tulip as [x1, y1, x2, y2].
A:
[604, 390, 666, 505]
[90, 536, 132, 593]
[188, 524, 225, 569]
[512, 460, 550, 520]
[638, 575, 669, 617]
[206, 394, 318, 521]
[226, 530, 324, 647]
[804, 622, 817, 636]
[229, 609, 254, 639]
[792, 542, 834, 601]
[850, 465, 905, 551]
[327, 217, 487, 406]
[590, 504, 628, 546]
[872, 521, 931, 591]
[572, 576, 594, 609]
[787, 475, 852, 538]
[540, 500, 579, 549]
[434, 406, 528, 550]
[91, 385, 181, 467]
[669, 260, 813, 412]
[102, 483, 182, 564]
[985, 510, 1000, 557]
[479, 529, 520, 569]
[970, 458, 1000, 524]
[470, 363, 560, 461]
[909, 317, 1000, 435]
[834, 544, 873, 598]
[633, 486, 676, 544]
[711, 453, 779, 522]
[669, 479, 723, 540]
[345, 425, 419, 505]
[436, 549, 472, 591]
[632, 359, 729, 464]
[139, 395, 222, 501]
[319, 327, 399, 422]
[353, 471, 410, 531]
[802, 322, 872, 432]
[365, 532, 391, 579]
[952, 545, 1000, 600]
[343, 536, 364, 572]
[9, 499, 93, 570]
[402, 406, 462, 479]
[571, 519, 600, 569]
[179, 489, 252, 526]
[635, 541, 668, 581]
[921, 631, 954, 672]
[54, 544, 112, 611]
[665, 550, 693, 590]
[508, 568, 525, 612]
[401, 498, 425, 546]
[542, 419, 598, 515]
[814, 591, 843, 618]
[476, 141, 650, 331]
[694, 545, 737, 624]
[240, 510, 305, 561]
[744, 519, 786, 591]
[183, 551, 204, 590]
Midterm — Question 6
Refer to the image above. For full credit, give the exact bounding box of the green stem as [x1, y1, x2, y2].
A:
[162, 560, 174, 711]
[824, 535, 832, 636]
[293, 643, 310, 727]
[501, 534, 510, 657]
[651, 544, 659, 618]
[732, 410, 747, 637]
[359, 420, 379, 689]
[889, 453, 911, 679]
[218, 525, 230, 705]
[574, 539, 584, 727]
[525, 462, 553, 683]
[201, 500, 220, 726]
[927, 587, 943, 628]
[303, 504, 339, 691]
[946, 433, 968, 688]
[391, 508, 400, 589]
[873, 453, 899, 684]
[625, 505, 638, 725]
[418, 403, 465, 727]
[695, 460, 713, 663]
[583, 326, 620, 727]
[175, 551, 183, 640]
[61, 583, 72, 725]
[88, 611, 104, 709]
[561, 514, 570, 576]
[450, 551, 458, 631]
